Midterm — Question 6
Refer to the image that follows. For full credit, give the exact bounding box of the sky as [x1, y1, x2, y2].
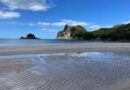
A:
[0, 0, 130, 39]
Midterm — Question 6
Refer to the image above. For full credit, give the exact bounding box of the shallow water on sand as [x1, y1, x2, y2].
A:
[0, 52, 130, 90]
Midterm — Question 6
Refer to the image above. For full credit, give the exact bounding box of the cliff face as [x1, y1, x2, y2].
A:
[57, 31, 72, 39]
[57, 25, 72, 39]
[57, 25, 87, 40]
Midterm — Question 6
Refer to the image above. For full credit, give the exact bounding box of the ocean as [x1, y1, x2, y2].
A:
[0, 39, 102, 46]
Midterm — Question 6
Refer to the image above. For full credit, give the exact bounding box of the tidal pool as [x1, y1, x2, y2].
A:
[0, 52, 129, 90]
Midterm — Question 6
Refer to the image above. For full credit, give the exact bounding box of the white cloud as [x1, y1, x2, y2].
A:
[88, 25, 102, 30]
[123, 20, 130, 24]
[30, 22, 51, 26]
[29, 4, 47, 11]
[31, 19, 88, 27]
[30, 19, 114, 32]
[0, 10, 21, 19]
[88, 25, 113, 31]
[37, 22, 51, 26]
[52, 19, 88, 26]
[41, 28, 56, 32]
[0, 0, 53, 11]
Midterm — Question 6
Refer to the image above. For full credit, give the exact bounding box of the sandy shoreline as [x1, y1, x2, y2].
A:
[0, 44, 130, 90]
[0, 43, 130, 56]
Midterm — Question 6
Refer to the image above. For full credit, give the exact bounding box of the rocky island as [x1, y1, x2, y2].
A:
[20, 33, 39, 39]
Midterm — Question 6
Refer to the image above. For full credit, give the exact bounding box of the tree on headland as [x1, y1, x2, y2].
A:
[92, 23, 130, 41]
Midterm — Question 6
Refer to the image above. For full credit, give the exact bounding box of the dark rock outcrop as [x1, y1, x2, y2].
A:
[20, 33, 39, 39]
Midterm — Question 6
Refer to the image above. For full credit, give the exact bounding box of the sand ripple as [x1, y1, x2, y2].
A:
[0, 52, 129, 90]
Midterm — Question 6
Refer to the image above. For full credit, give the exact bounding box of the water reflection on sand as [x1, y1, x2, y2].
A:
[0, 52, 130, 90]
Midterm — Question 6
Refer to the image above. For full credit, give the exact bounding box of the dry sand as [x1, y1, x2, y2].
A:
[0, 43, 130, 56]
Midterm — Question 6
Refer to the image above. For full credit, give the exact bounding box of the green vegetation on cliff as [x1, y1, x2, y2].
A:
[92, 24, 130, 41]
[57, 23, 130, 41]
[57, 25, 90, 40]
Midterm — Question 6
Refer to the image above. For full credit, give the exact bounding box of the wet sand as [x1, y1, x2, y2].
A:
[0, 52, 130, 90]
[0, 43, 130, 56]
[0, 43, 130, 90]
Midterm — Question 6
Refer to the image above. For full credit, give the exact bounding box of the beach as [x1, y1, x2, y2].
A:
[0, 43, 130, 56]
[0, 43, 130, 90]
[1, 0, 130, 89]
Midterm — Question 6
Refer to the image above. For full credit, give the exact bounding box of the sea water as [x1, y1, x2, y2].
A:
[0, 39, 102, 46]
